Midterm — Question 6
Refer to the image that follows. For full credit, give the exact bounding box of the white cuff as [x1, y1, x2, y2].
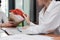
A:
[30, 22, 36, 26]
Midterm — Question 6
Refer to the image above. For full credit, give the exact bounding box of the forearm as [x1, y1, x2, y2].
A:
[0, 23, 2, 27]
[0, 23, 6, 27]
[27, 21, 30, 25]
[1, 23, 5, 27]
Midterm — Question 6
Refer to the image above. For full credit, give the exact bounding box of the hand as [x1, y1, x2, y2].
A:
[2, 21, 14, 27]
[53, 37, 60, 40]
[47, 30, 54, 33]
[22, 26, 30, 30]
[23, 14, 30, 24]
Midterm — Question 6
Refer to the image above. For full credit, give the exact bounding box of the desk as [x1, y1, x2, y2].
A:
[43, 34, 60, 37]
[42, 34, 60, 40]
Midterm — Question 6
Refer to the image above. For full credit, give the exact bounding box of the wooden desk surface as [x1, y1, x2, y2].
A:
[43, 34, 60, 40]
[42, 34, 60, 37]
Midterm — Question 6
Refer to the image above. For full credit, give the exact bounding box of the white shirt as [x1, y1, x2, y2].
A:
[21, 1, 60, 34]
[0, 9, 8, 23]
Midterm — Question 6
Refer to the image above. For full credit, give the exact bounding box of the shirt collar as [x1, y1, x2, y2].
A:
[45, 0, 56, 12]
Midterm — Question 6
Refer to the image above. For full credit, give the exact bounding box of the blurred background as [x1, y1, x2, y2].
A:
[1, 0, 60, 27]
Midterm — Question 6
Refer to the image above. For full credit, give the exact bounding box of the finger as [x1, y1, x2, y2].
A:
[23, 14, 26, 18]
[9, 21, 14, 24]
[24, 14, 27, 17]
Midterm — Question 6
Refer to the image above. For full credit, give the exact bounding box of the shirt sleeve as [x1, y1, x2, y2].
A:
[30, 22, 36, 26]
[21, 5, 60, 34]
[38, 5, 60, 33]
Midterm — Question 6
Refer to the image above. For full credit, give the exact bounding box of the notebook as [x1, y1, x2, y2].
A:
[1, 28, 21, 35]
[0, 29, 8, 37]
[0, 34, 53, 40]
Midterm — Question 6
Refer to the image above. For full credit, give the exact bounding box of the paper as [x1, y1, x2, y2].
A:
[0, 29, 8, 37]
[0, 34, 53, 40]
[2, 28, 21, 35]
[0, 28, 53, 40]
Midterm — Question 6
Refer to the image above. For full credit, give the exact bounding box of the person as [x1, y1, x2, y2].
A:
[0, 1, 15, 27]
[9, 0, 60, 35]
[18, 0, 60, 34]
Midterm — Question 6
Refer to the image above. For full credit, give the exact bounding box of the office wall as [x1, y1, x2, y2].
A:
[30, 0, 34, 23]
[30, 0, 43, 24]
[30, 0, 36, 24]
[23, 0, 30, 25]
[9, 0, 15, 10]
[15, 0, 23, 9]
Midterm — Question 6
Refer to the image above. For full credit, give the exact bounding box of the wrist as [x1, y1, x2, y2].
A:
[27, 20, 30, 25]
[1, 23, 6, 27]
[0, 23, 2, 27]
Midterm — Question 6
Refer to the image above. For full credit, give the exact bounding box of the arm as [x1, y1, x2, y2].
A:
[21, 5, 60, 34]
[0, 23, 2, 27]
[9, 13, 24, 26]
[23, 14, 36, 26]
[54, 37, 60, 40]
[1, 12, 15, 27]
[0, 23, 12, 27]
